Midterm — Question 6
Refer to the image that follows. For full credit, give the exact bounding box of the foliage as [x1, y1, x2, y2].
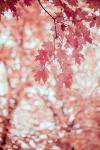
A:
[0, 0, 100, 149]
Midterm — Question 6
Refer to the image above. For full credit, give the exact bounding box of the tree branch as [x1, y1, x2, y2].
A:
[38, 0, 58, 59]
[38, 0, 55, 20]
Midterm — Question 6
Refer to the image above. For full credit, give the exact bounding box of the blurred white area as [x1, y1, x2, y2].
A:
[4, 10, 13, 20]
[0, 62, 9, 96]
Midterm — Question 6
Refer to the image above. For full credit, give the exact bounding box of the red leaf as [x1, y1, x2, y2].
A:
[73, 51, 84, 64]
[34, 68, 48, 82]
[64, 72, 73, 88]
[53, 0, 62, 6]
[96, 16, 100, 28]
[42, 42, 53, 58]
[57, 72, 73, 89]
[67, 0, 78, 6]
[63, 4, 76, 21]
[35, 50, 48, 65]
[24, 0, 33, 6]
[61, 23, 66, 31]
[76, 22, 92, 44]
[85, 0, 100, 10]
[73, 38, 78, 49]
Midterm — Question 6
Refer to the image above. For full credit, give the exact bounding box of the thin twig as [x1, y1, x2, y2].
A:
[38, 0, 55, 20]
[38, 0, 58, 59]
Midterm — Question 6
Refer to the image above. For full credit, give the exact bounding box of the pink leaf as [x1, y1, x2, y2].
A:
[35, 50, 48, 65]
[64, 72, 73, 88]
[73, 38, 78, 49]
[34, 68, 48, 82]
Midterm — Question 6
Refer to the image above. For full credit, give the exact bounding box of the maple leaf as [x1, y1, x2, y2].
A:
[57, 72, 73, 89]
[35, 50, 48, 65]
[85, 0, 100, 10]
[75, 22, 92, 44]
[73, 50, 84, 64]
[34, 67, 48, 82]
[42, 42, 53, 58]
[0, 1, 17, 15]
[61, 23, 66, 31]
[95, 16, 100, 28]
[64, 72, 73, 88]
[63, 4, 76, 21]
[24, 0, 33, 6]
[53, 0, 62, 6]
[67, 0, 78, 6]
[73, 38, 78, 49]
[56, 70, 73, 99]
[7, 2, 16, 13]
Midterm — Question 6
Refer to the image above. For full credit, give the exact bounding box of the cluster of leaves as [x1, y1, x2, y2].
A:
[34, 0, 100, 89]
[0, 1, 100, 149]
[0, 0, 33, 16]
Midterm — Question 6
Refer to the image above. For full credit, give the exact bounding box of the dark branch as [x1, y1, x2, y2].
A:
[38, 0, 55, 20]
[38, 0, 58, 59]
